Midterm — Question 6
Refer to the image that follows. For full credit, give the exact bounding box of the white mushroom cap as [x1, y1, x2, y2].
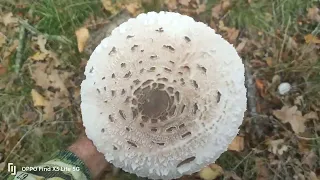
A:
[81, 11, 246, 180]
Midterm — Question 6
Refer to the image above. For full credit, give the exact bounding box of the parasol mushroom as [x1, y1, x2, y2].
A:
[81, 11, 247, 180]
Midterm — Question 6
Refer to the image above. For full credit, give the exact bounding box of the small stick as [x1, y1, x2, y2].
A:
[19, 20, 72, 45]
[14, 25, 26, 74]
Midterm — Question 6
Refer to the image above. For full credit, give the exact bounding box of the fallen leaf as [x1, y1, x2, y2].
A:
[309, 171, 319, 180]
[287, 37, 298, 49]
[2, 12, 18, 26]
[101, 0, 119, 14]
[307, 7, 320, 23]
[221, 0, 231, 11]
[255, 79, 267, 97]
[22, 111, 38, 122]
[256, 158, 269, 180]
[304, 34, 320, 44]
[37, 35, 49, 54]
[265, 57, 273, 67]
[211, 3, 222, 19]
[126, 3, 141, 16]
[226, 28, 239, 44]
[199, 164, 223, 180]
[228, 136, 244, 152]
[273, 106, 306, 134]
[236, 39, 247, 53]
[165, 0, 178, 10]
[0, 64, 7, 76]
[211, 0, 231, 19]
[267, 139, 288, 155]
[75, 27, 90, 53]
[294, 95, 304, 106]
[302, 151, 318, 169]
[3, 39, 19, 66]
[196, 4, 206, 14]
[179, 0, 190, 6]
[0, 32, 6, 48]
[30, 52, 48, 61]
[304, 111, 319, 120]
[31, 89, 46, 107]
[0, 162, 5, 171]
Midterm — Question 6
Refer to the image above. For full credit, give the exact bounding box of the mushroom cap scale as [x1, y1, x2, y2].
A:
[81, 11, 247, 180]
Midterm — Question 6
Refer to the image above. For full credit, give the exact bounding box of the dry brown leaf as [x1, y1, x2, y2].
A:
[126, 2, 141, 16]
[101, 0, 119, 14]
[0, 64, 7, 76]
[199, 164, 224, 180]
[307, 7, 320, 23]
[273, 106, 306, 134]
[212, 0, 231, 19]
[211, 3, 222, 19]
[165, 0, 178, 10]
[304, 111, 319, 120]
[255, 79, 266, 97]
[75, 27, 90, 53]
[29, 50, 73, 120]
[256, 158, 269, 180]
[309, 171, 319, 180]
[221, 0, 231, 11]
[0, 32, 6, 48]
[267, 139, 288, 155]
[196, 4, 206, 14]
[287, 37, 298, 49]
[226, 28, 239, 44]
[3, 39, 19, 66]
[228, 136, 244, 152]
[305, 34, 320, 44]
[179, 0, 190, 6]
[265, 57, 273, 67]
[302, 151, 318, 169]
[31, 89, 46, 107]
[2, 12, 18, 26]
[294, 95, 304, 106]
[236, 39, 247, 53]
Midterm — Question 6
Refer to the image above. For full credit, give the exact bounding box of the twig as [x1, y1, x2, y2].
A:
[14, 25, 26, 74]
[19, 20, 72, 45]
[244, 61, 257, 117]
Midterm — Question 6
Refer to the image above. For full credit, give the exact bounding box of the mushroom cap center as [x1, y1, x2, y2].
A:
[141, 90, 170, 118]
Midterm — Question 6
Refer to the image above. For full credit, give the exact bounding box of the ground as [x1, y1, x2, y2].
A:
[0, 0, 319, 179]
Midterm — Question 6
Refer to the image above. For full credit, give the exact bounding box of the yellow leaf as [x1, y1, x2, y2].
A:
[273, 106, 307, 134]
[30, 52, 48, 61]
[199, 164, 223, 180]
[265, 57, 273, 67]
[304, 34, 320, 44]
[228, 136, 244, 152]
[75, 27, 90, 53]
[31, 89, 46, 107]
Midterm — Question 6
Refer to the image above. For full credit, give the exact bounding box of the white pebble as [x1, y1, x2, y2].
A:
[278, 82, 291, 95]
